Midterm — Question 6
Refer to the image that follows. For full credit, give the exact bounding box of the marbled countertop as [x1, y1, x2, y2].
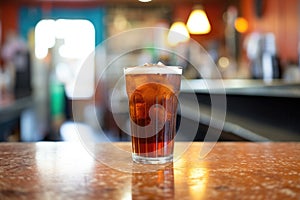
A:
[0, 142, 299, 199]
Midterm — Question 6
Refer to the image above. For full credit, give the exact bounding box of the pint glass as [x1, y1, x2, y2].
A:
[124, 64, 182, 164]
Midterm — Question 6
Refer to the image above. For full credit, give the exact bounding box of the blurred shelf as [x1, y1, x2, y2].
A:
[180, 79, 300, 141]
[181, 79, 300, 98]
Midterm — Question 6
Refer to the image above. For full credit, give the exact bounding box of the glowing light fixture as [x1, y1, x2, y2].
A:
[218, 56, 230, 69]
[234, 17, 248, 33]
[138, 0, 152, 2]
[187, 5, 211, 34]
[167, 21, 190, 46]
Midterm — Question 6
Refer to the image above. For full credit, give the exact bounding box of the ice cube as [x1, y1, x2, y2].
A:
[157, 61, 165, 66]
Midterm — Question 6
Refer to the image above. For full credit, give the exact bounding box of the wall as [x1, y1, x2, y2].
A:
[0, 2, 105, 44]
[0, 3, 19, 44]
[173, 0, 300, 68]
[172, 1, 230, 46]
[1, 0, 299, 65]
[241, 0, 299, 65]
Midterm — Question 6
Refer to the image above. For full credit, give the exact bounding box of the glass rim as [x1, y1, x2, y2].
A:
[124, 65, 182, 75]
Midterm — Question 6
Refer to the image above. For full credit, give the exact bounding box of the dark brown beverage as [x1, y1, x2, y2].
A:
[125, 66, 182, 164]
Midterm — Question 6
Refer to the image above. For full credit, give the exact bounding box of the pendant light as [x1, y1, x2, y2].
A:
[167, 21, 190, 46]
[187, 5, 211, 34]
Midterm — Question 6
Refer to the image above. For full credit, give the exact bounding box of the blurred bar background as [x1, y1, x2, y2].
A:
[0, 0, 299, 142]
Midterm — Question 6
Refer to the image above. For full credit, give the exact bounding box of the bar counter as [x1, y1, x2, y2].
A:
[0, 142, 299, 199]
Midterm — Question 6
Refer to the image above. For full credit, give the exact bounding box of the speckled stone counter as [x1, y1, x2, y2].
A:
[0, 142, 299, 199]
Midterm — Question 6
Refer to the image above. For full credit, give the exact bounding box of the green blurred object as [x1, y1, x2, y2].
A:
[50, 79, 65, 118]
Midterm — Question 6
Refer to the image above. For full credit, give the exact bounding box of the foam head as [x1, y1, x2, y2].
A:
[124, 63, 182, 75]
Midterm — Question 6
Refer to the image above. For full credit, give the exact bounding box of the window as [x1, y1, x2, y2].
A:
[35, 19, 95, 99]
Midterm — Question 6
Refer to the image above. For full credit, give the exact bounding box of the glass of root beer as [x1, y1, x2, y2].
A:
[124, 63, 182, 164]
